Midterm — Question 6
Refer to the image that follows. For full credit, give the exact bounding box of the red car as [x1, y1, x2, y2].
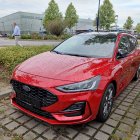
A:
[11, 32, 140, 125]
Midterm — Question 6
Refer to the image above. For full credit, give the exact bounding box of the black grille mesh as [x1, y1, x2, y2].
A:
[11, 80, 58, 107]
[14, 98, 55, 119]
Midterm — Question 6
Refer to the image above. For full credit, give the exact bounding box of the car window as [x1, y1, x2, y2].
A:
[119, 36, 130, 53]
[136, 41, 139, 48]
[129, 36, 137, 52]
[53, 34, 117, 58]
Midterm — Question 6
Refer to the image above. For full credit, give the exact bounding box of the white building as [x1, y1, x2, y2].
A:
[0, 12, 94, 34]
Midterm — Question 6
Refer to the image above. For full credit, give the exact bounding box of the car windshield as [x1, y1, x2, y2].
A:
[53, 34, 117, 58]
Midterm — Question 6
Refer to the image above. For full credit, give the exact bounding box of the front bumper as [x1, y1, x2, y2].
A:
[11, 93, 94, 125]
[11, 70, 104, 125]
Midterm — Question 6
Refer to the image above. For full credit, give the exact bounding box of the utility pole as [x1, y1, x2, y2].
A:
[97, 0, 101, 32]
[115, 15, 118, 31]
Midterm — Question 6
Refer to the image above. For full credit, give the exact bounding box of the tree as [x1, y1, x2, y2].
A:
[43, 0, 64, 35]
[136, 23, 140, 33]
[65, 2, 79, 30]
[97, 0, 115, 30]
[123, 16, 134, 30]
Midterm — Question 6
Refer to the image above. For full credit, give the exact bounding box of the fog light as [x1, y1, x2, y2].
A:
[63, 102, 86, 117]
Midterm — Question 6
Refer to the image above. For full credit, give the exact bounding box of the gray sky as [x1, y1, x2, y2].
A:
[0, 0, 140, 27]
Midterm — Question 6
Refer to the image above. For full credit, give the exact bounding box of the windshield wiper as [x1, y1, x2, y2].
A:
[52, 51, 90, 58]
[52, 50, 64, 55]
[64, 53, 90, 58]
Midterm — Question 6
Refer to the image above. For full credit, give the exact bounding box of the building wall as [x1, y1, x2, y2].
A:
[0, 12, 43, 34]
[74, 18, 94, 31]
[19, 12, 43, 34]
[0, 12, 21, 34]
[66, 18, 94, 34]
[0, 12, 94, 35]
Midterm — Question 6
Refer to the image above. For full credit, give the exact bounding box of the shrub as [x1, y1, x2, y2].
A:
[21, 34, 31, 39]
[9, 32, 72, 40]
[44, 35, 58, 40]
[8, 35, 14, 39]
[47, 19, 65, 36]
[60, 34, 72, 40]
[0, 46, 53, 75]
[9, 34, 40, 40]
[31, 33, 41, 40]
[44, 34, 72, 40]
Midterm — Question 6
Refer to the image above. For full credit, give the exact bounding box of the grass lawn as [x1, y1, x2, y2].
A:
[0, 45, 53, 83]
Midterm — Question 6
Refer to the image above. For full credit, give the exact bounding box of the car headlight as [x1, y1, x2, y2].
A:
[56, 76, 101, 93]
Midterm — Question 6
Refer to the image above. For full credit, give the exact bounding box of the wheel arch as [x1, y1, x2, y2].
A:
[110, 80, 117, 97]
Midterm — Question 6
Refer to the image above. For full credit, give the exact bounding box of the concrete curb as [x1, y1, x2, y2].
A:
[0, 89, 12, 100]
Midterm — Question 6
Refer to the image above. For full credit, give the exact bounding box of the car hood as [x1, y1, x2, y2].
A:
[17, 52, 111, 82]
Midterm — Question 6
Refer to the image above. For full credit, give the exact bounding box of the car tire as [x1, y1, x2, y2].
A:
[133, 67, 140, 81]
[97, 83, 115, 122]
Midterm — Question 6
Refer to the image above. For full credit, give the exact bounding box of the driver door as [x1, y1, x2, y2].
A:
[117, 35, 133, 91]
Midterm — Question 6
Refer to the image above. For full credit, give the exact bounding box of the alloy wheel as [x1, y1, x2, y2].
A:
[103, 87, 113, 117]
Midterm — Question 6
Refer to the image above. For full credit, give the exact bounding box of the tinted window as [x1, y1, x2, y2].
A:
[129, 36, 136, 52]
[53, 34, 117, 58]
[136, 41, 139, 48]
[119, 36, 130, 53]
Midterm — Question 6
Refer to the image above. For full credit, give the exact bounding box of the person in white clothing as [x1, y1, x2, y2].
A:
[12, 22, 22, 47]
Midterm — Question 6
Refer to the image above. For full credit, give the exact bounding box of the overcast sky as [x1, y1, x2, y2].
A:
[0, 0, 139, 27]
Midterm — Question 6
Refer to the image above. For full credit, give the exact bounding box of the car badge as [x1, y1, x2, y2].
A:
[23, 85, 31, 92]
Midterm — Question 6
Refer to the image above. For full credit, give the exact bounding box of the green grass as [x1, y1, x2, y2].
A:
[0, 109, 5, 114]
[0, 45, 53, 82]
[11, 134, 23, 140]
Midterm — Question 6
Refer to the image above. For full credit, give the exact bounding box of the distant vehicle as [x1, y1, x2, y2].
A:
[138, 34, 140, 39]
[0, 33, 8, 37]
[76, 29, 93, 34]
[11, 32, 140, 125]
[134, 33, 140, 39]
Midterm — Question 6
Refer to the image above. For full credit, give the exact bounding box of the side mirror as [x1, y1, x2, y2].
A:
[117, 49, 128, 59]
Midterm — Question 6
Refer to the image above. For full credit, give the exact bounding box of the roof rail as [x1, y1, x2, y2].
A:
[117, 30, 133, 35]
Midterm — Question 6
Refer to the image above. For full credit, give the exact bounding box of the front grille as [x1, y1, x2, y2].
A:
[13, 98, 55, 119]
[11, 80, 58, 108]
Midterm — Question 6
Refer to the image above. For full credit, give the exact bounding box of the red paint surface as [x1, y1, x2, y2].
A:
[11, 33, 140, 125]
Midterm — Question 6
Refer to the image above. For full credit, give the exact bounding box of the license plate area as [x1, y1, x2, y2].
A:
[16, 92, 41, 109]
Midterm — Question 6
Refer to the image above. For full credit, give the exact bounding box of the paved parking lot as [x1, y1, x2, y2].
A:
[0, 79, 140, 140]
